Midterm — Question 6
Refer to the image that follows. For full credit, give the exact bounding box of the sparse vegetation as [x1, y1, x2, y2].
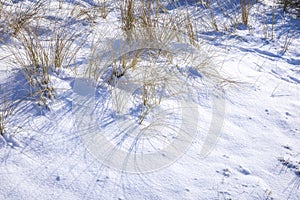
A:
[282, 31, 293, 53]
[0, 86, 18, 137]
[10, 28, 55, 110]
[5, 1, 89, 110]
[98, 0, 110, 19]
[279, 0, 300, 17]
[278, 154, 300, 194]
[120, 0, 135, 41]
[240, 0, 251, 27]
[0, 0, 295, 138]
[0, 88, 9, 136]
[7, 0, 46, 36]
[0, 0, 299, 199]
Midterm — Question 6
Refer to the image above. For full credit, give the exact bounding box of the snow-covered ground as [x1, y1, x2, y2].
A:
[0, 0, 299, 199]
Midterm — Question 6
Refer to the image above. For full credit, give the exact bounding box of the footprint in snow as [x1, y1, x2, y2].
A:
[265, 109, 269, 115]
[238, 166, 251, 175]
[216, 168, 232, 177]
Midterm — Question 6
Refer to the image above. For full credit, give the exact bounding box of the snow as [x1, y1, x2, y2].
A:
[0, 0, 299, 199]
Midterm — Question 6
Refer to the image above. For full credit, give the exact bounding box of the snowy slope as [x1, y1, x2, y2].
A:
[0, 0, 299, 199]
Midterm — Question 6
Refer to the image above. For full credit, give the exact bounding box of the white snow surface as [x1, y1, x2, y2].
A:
[0, 0, 299, 199]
